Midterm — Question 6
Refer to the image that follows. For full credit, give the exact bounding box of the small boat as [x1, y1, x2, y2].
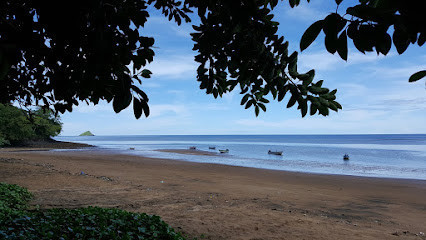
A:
[268, 150, 283, 156]
[219, 149, 229, 153]
[189, 146, 196, 150]
[209, 146, 216, 150]
[343, 154, 350, 160]
[129, 147, 135, 150]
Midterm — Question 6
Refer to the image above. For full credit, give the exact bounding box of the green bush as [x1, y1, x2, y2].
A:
[0, 183, 186, 240]
[0, 104, 62, 145]
[0, 135, 10, 147]
[0, 104, 35, 143]
[0, 182, 33, 221]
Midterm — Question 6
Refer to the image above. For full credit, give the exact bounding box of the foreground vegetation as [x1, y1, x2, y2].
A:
[0, 104, 62, 146]
[0, 182, 186, 239]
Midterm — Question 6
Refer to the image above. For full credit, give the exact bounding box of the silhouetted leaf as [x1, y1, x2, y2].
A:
[336, 30, 348, 60]
[133, 98, 142, 119]
[393, 27, 410, 54]
[325, 33, 338, 54]
[300, 20, 324, 51]
[141, 69, 152, 78]
[287, 95, 297, 108]
[409, 70, 426, 82]
[141, 100, 150, 117]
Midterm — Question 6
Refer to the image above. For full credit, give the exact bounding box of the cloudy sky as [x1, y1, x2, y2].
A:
[59, 1, 426, 136]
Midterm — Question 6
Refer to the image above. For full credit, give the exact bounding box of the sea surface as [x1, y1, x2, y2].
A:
[55, 134, 426, 180]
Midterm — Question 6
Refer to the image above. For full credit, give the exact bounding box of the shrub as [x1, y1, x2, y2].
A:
[0, 104, 35, 143]
[0, 104, 62, 145]
[0, 182, 33, 221]
[0, 183, 186, 240]
[0, 135, 10, 147]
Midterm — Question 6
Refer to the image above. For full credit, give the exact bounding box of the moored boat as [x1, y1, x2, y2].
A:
[219, 149, 229, 153]
[343, 154, 350, 160]
[209, 146, 216, 150]
[189, 146, 196, 150]
[268, 150, 283, 155]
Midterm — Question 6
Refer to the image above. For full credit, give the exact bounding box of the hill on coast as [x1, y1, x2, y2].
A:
[79, 131, 94, 136]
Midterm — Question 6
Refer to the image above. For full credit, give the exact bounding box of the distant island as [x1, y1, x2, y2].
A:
[79, 131, 94, 136]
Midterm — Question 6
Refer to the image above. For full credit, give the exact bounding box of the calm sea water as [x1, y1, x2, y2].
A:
[55, 134, 426, 180]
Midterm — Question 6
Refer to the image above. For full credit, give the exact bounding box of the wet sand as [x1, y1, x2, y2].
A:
[0, 148, 425, 240]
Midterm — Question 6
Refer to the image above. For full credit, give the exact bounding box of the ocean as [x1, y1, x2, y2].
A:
[54, 134, 426, 180]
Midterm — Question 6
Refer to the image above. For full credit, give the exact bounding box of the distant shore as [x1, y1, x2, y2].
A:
[0, 146, 425, 239]
[0, 139, 93, 152]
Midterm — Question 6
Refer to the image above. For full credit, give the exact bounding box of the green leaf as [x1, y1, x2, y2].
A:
[408, 70, 426, 82]
[255, 106, 260, 116]
[300, 20, 324, 51]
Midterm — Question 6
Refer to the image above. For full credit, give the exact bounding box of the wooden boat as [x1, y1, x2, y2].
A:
[189, 146, 196, 150]
[343, 154, 350, 160]
[209, 146, 216, 150]
[268, 150, 283, 156]
[219, 149, 229, 153]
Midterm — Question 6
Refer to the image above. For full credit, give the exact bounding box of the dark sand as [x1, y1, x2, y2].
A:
[1, 147, 425, 240]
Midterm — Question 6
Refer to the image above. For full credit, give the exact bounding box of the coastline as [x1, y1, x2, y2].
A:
[1, 147, 425, 239]
[0, 139, 93, 152]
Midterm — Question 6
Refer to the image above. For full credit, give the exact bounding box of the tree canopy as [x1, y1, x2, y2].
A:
[0, 104, 62, 146]
[0, 0, 424, 119]
[299, 0, 426, 82]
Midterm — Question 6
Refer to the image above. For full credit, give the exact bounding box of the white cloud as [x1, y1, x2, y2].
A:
[235, 105, 426, 134]
[299, 50, 391, 72]
[146, 54, 197, 79]
[149, 104, 189, 118]
[366, 65, 426, 80]
[279, 1, 328, 23]
[146, 16, 193, 38]
[143, 81, 162, 88]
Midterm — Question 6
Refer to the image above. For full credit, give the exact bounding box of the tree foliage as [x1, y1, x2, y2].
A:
[299, 0, 426, 81]
[2, 0, 422, 119]
[0, 104, 62, 145]
[0, 0, 342, 119]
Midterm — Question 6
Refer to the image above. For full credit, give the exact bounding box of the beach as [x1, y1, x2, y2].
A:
[1, 147, 425, 240]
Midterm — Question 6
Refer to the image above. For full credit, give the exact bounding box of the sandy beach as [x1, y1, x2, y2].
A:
[1, 147, 425, 240]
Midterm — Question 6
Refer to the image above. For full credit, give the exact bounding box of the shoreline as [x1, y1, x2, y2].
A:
[5, 144, 425, 182]
[1, 148, 425, 239]
[103, 147, 426, 182]
[0, 139, 93, 152]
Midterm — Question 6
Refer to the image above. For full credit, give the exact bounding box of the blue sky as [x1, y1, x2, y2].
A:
[59, 1, 426, 136]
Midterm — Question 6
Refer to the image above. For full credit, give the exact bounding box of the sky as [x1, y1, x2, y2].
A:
[59, 1, 426, 136]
